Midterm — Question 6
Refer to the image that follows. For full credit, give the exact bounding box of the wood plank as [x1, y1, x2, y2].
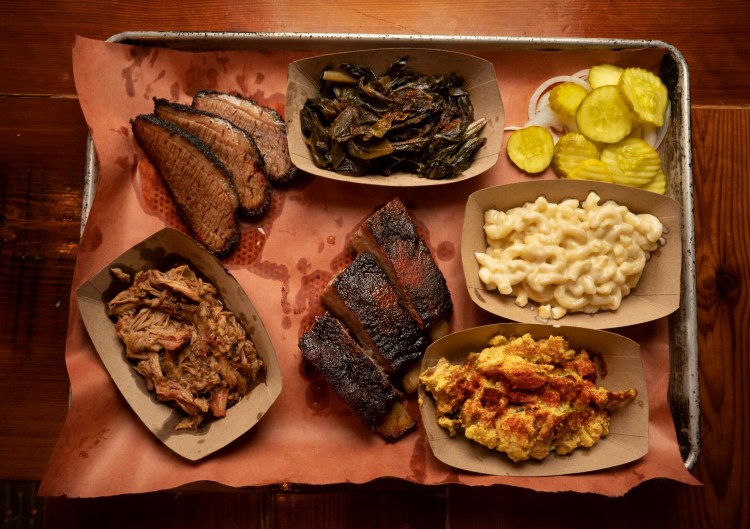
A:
[2, 1, 750, 105]
[689, 106, 750, 529]
[43, 490, 267, 528]
[0, 97, 87, 480]
[269, 482, 446, 529]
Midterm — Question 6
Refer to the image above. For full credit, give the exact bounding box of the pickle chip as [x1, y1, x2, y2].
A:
[640, 168, 667, 195]
[566, 159, 614, 183]
[552, 132, 600, 178]
[576, 86, 634, 144]
[600, 138, 662, 186]
[506, 126, 554, 174]
[549, 82, 589, 119]
[618, 67, 669, 127]
[587, 63, 624, 89]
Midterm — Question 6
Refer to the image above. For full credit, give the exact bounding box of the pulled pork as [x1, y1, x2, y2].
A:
[108, 264, 264, 430]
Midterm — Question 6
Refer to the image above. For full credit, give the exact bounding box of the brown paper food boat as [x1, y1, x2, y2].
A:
[76, 228, 283, 461]
[418, 322, 649, 476]
[285, 48, 504, 186]
[462, 180, 682, 329]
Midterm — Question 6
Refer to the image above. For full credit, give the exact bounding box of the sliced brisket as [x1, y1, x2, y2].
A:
[192, 90, 297, 185]
[131, 114, 240, 256]
[153, 98, 271, 218]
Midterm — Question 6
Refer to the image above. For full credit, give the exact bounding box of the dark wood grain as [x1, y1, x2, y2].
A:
[3, 1, 750, 104]
[0, 97, 86, 480]
[1, 1, 749, 528]
[691, 107, 750, 529]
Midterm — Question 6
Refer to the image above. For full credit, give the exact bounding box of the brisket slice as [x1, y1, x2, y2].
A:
[351, 198, 453, 331]
[299, 312, 416, 441]
[131, 114, 240, 256]
[192, 90, 297, 185]
[322, 252, 427, 374]
[153, 98, 271, 218]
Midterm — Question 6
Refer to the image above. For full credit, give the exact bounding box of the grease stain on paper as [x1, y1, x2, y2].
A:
[77, 428, 111, 459]
[305, 379, 330, 412]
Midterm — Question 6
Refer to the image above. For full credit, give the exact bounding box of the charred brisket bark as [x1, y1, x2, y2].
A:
[153, 98, 271, 218]
[131, 114, 240, 256]
[192, 91, 297, 185]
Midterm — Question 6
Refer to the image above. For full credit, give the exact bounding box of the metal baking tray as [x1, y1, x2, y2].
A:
[82, 31, 700, 469]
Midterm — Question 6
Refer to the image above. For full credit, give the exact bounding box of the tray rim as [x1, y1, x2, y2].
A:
[81, 30, 700, 471]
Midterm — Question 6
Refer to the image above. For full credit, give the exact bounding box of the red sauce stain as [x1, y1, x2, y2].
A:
[255, 72, 265, 84]
[121, 66, 136, 97]
[436, 240, 456, 261]
[329, 245, 357, 275]
[144, 69, 167, 97]
[298, 356, 319, 381]
[114, 155, 130, 171]
[282, 315, 292, 330]
[297, 257, 311, 274]
[170, 81, 180, 101]
[128, 45, 153, 66]
[246, 89, 286, 116]
[79, 225, 103, 254]
[77, 427, 111, 460]
[148, 48, 159, 68]
[305, 379, 330, 411]
[235, 73, 249, 96]
[295, 268, 332, 338]
[280, 281, 291, 315]
[121, 47, 157, 97]
[216, 55, 230, 72]
[326, 235, 336, 245]
[184, 65, 220, 95]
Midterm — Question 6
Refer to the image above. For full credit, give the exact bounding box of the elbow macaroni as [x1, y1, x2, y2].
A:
[475, 192, 664, 320]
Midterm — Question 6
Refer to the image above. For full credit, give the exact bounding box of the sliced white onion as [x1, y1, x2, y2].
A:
[571, 68, 591, 80]
[525, 104, 560, 129]
[653, 102, 672, 150]
[524, 104, 563, 141]
[641, 124, 658, 148]
[536, 91, 551, 115]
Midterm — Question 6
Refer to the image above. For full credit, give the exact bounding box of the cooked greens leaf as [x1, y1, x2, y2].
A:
[302, 57, 486, 179]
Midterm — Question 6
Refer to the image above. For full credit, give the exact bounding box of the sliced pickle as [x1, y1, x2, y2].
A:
[600, 138, 662, 186]
[566, 159, 614, 183]
[587, 64, 624, 89]
[552, 132, 600, 178]
[506, 126, 554, 174]
[576, 86, 634, 143]
[640, 168, 667, 194]
[618, 67, 669, 127]
[549, 82, 589, 119]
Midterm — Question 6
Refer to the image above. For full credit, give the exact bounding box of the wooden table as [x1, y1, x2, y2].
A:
[1, 1, 748, 527]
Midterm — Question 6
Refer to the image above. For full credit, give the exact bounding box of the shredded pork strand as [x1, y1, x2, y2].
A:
[108, 264, 264, 430]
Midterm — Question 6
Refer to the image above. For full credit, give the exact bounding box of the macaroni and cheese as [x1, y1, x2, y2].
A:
[475, 192, 664, 320]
